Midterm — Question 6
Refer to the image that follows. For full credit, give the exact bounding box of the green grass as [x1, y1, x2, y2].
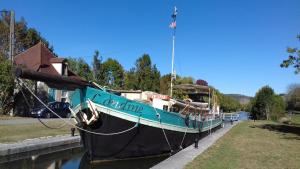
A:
[185, 121, 300, 169]
[0, 121, 77, 143]
[290, 114, 300, 125]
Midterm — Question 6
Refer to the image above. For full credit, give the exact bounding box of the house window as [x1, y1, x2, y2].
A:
[62, 63, 68, 76]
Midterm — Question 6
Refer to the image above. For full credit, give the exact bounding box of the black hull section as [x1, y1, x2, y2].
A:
[79, 113, 220, 160]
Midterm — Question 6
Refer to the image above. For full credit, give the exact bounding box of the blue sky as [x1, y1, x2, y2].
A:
[1, 0, 300, 96]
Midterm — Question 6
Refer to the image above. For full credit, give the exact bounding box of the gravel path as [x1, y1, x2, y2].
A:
[151, 121, 240, 169]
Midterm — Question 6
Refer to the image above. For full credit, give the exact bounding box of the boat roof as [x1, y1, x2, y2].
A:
[173, 84, 210, 94]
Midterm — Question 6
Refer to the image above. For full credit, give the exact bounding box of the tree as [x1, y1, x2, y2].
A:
[160, 74, 194, 97]
[67, 57, 93, 81]
[0, 13, 53, 115]
[285, 83, 300, 111]
[160, 74, 171, 95]
[0, 14, 53, 58]
[151, 64, 160, 92]
[124, 68, 137, 90]
[132, 54, 161, 92]
[175, 76, 194, 85]
[269, 95, 285, 121]
[101, 58, 125, 89]
[251, 86, 285, 120]
[280, 35, 300, 73]
[0, 56, 14, 114]
[209, 88, 242, 113]
[135, 54, 153, 91]
[92, 50, 102, 83]
[196, 79, 208, 86]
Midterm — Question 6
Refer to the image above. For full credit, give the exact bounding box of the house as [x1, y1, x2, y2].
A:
[14, 42, 82, 104]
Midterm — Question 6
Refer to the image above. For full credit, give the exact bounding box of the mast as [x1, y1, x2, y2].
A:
[170, 6, 177, 97]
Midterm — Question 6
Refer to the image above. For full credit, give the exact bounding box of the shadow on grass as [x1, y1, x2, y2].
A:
[251, 123, 300, 140]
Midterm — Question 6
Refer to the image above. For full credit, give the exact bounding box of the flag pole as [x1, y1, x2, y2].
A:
[170, 7, 177, 98]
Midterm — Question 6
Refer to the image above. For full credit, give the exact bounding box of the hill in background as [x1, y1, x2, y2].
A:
[225, 94, 252, 105]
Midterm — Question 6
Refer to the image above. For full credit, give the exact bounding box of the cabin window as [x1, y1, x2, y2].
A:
[170, 106, 179, 113]
[163, 105, 168, 111]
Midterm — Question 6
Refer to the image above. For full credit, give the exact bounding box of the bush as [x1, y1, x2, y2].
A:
[251, 86, 285, 120]
[0, 56, 14, 115]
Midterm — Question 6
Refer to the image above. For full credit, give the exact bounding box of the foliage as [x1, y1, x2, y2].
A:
[67, 57, 93, 81]
[0, 56, 14, 114]
[280, 35, 300, 73]
[175, 76, 194, 84]
[0, 12, 54, 115]
[92, 50, 102, 83]
[160, 74, 171, 95]
[0, 14, 53, 58]
[124, 68, 137, 90]
[269, 95, 285, 120]
[211, 88, 241, 113]
[172, 75, 194, 99]
[101, 58, 125, 89]
[219, 94, 241, 113]
[196, 79, 208, 86]
[151, 65, 161, 92]
[285, 83, 300, 111]
[125, 54, 161, 92]
[251, 86, 285, 120]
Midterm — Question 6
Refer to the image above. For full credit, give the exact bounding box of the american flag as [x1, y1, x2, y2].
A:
[169, 6, 178, 29]
[169, 21, 176, 29]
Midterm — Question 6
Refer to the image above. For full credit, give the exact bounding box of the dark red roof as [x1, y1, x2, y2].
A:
[14, 42, 82, 80]
[50, 57, 66, 63]
[14, 42, 53, 70]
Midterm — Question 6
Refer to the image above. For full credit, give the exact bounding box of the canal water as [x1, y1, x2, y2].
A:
[0, 147, 168, 169]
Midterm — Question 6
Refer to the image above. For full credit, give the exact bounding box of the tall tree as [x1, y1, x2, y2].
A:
[0, 12, 53, 115]
[251, 86, 285, 120]
[101, 58, 125, 89]
[135, 54, 153, 91]
[0, 14, 53, 58]
[134, 54, 161, 91]
[124, 68, 137, 90]
[151, 64, 160, 92]
[67, 57, 93, 81]
[92, 50, 102, 83]
[280, 35, 300, 73]
[286, 83, 300, 111]
[0, 55, 14, 114]
[78, 58, 93, 81]
[160, 74, 171, 95]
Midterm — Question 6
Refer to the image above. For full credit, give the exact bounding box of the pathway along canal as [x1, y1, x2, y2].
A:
[0, 147, 168, 169]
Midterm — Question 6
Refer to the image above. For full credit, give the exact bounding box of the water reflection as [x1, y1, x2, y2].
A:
[0, 147, 167, 169]
[78, 153, 168, 169]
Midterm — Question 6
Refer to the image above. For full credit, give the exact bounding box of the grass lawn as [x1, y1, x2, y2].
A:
[185, 121, 300, 169]
[0, 120, 77, 143]
[291, 114, 300, 125]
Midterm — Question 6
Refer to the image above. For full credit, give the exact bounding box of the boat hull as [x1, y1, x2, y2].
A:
[79, 112, 221, 160]
[70, 87, 223, 160]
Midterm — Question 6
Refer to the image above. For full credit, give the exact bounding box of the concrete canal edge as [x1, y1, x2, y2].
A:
[0, 135, 81, 157]
[151, 121, 240, 169]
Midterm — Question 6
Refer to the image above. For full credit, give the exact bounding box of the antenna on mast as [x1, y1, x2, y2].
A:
[170, 6, 177, 97]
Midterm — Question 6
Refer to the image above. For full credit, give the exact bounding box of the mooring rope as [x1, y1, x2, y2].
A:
[152, 107, 173, 152]
[18, 82, 70, 129]
[18, 78, 140, 136]
[179, 127, 188, 149]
